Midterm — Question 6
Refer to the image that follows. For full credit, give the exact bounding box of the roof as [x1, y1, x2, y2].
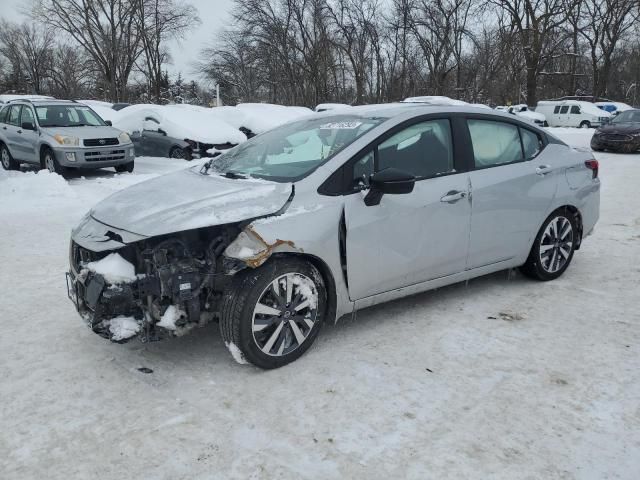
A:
[5, 98, 79, 106]
[318, 102, 512, 119]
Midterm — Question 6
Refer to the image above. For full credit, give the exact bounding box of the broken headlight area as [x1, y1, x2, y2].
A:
[67, 228, 239, 343]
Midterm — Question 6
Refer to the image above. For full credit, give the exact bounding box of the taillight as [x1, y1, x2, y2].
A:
[585, 159, 599, 178]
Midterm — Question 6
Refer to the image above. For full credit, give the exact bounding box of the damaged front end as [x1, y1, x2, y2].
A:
[67, 216, 243, 343]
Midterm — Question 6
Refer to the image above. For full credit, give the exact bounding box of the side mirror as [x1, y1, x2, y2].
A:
[105, 120, 113, 126]
[21, 121, 35, 131]
[364, 168, 415, 206]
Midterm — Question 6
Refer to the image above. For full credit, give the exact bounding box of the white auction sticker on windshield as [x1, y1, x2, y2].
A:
[319, 121, 362, 129]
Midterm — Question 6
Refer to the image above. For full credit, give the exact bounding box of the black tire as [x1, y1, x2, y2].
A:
[520, 209, 578, 281]
[579, 121, 591, 129]
[220, 257, 327, 369]
[1, 143, 17, 170]
[169, 146, 192, 161]
[42, 148, 66, 175]
[115, 161, 134, 173]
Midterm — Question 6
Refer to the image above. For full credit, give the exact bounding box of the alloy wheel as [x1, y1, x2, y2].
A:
[539, 216, 574, 273]
[251, 273, 319, 357]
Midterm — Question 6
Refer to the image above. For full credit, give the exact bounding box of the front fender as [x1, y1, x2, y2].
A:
[223, 196, 353, 321]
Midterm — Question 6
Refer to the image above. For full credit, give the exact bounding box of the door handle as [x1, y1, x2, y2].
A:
[536, 164, 552, 175]
[440, 190, 467, 203]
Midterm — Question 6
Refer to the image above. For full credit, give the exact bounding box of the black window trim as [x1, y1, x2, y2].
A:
[318, 113, 463, 196]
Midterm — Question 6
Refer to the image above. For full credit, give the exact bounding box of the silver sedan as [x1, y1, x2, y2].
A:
[67, 104, 600, 368]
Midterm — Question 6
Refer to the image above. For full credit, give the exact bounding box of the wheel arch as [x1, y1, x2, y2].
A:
[39, 143, 55, 167]
[546, 204, 583, 249]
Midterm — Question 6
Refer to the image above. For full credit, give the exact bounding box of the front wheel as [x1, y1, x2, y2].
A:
[220, 257, 327, 369]
[579, 121, 591, 129]
[520, 210, 578, 281]
[42, 148, 66, 175]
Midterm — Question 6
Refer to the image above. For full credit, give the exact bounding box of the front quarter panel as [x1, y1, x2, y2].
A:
[224, 195, 352, 321]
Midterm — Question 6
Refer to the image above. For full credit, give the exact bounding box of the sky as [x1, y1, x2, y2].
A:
[1, 0, 234, 81]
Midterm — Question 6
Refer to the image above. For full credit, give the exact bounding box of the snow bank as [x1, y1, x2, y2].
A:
[83, 104, 118, 123]
[223, 103, 313, 134]
[77, 99, 114, 109]
[0, 170, 76, 201]
[108, 316, 141, 341]
[85, 253, 137, 283]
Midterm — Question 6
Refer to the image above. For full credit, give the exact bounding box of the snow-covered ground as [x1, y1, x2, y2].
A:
[1, 129, 639, 479]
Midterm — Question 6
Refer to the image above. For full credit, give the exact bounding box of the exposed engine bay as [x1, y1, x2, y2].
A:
[67, 225, 245, 342]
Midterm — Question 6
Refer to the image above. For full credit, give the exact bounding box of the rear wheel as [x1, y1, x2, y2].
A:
[520, 209, 578, 281]
[115, 161, 134, 173]
[1, 144, 17, 170]
[169, 146, 192, 161]
[579, 121, 591, 129]
[42, 148, 66, 175]
[220, 257, 327, 369]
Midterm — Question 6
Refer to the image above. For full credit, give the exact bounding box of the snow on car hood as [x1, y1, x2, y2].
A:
[516, 110, 546, 122]
[90, 168, 292, 237]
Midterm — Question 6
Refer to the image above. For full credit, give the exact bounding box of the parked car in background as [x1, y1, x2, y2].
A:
[507, 104, 548, 126]
[66, 104, 600, 368]
[494, 106, 509, 112]
[536, 100, 611, 128]
[595, 101, 634, 117]
[591, 109, 640, 153]
[0, 99, 135, 174]
[314, 103, 351, 112]
[129, 115, 236, 160]
[112, 103, 131, 111]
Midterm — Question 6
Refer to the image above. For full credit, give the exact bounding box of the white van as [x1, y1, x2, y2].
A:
[536, 100, 611, 128]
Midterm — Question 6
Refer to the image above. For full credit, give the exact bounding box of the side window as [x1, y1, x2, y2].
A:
[468, 119, 523, 168]
[7, 106, 21, 126]
[376, 119, 454, 178]
[559, 106, 569, 114]
[520, 128, 543, 159]
[553, 106, 560, 114]
[570, 105, 581, 114]
[21, 106, 35, 126]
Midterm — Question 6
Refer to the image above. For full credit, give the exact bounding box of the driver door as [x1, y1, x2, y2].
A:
[344, 118, 471, 300]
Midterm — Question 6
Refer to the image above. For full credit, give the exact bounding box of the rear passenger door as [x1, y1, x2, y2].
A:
[465, 118, 558, 269]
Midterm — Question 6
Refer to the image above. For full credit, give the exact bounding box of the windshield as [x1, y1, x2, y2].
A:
[612, 110, 640, 123]
[35, 104, 106, 127]
[206, 115, 384, 182]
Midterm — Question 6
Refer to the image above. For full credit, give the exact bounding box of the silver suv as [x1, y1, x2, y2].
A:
[0, 99, 135, 174]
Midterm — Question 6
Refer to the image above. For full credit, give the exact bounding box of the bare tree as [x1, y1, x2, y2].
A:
[579, 0, 639, 98]
[0, 21, 54, 94]
[136, 0, 200, 103]
[34, 0, 143, 101]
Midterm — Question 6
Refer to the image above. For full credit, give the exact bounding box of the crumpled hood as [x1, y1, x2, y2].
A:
[91, 168, 292, 237]
[596, 123, 640, 135]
